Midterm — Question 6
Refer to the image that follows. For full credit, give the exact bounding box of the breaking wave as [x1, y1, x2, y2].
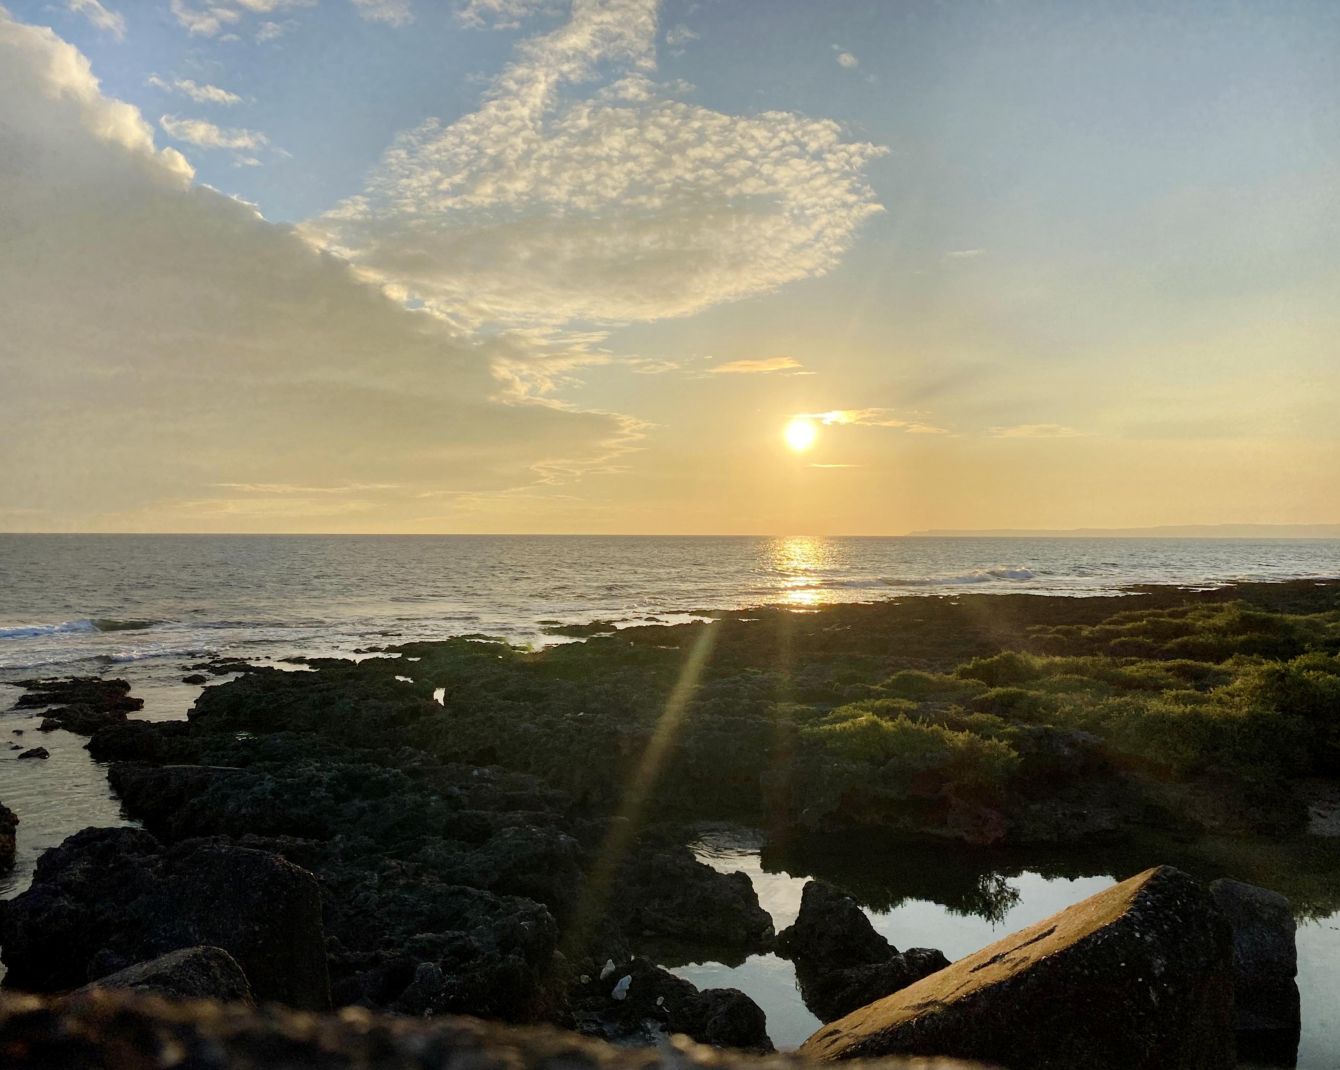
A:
[0, 618, 162, 640]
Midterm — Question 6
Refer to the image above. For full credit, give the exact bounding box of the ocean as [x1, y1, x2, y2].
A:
[3, 533, 1338, 680]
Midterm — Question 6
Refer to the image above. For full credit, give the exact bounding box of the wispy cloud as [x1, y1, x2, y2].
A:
[834, 49, 858, 69]
[708, 357, 804, 375]
[990, 423, 1085, 439]
[67, 0, 125, 39]
[803, 409, 949, 434]
[168, 0, 316, 37]
[308, 0, 886, 328]
[159, 114, 268, 151]
[456, 0, 558, 29]
[946, 248, 986, 259]
[664, 23, 697, 47]
[352, 0, 413, 25]
[147, 75, 242, 105]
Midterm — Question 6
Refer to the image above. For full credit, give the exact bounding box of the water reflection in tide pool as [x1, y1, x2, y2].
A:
[668, 829, 1340, 1065]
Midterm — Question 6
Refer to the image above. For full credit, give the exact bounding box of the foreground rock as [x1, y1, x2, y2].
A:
[0, 801, 15, 871]
[0, 988, 988, 1070]
[79, 946, 254, 1004]
[1209, 878, 1300, 1060]
[800, 866, 1233, 1069]
[0, 827, 329, 1010]
[778, 881, 949, 1022]
[15, 677, 142, 736]
[570, 957, 772, 1051]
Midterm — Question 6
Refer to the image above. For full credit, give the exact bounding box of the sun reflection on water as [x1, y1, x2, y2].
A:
[770, 535, 833, 606]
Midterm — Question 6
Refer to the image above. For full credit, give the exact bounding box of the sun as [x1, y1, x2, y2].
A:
[784, 417, 818, 453]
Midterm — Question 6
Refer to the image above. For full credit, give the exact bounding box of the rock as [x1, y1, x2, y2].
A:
[568, 957, 772, 1052]
[182, 674, 209, 685]
[14, 677, 142, 714]
[39, 706, 129, 735]
[615, 845, 775, 951]
[80, 946, 253, 1004]
[0, 802, 15, 872]
[778, 882, 948, 1023]
[778, 881, 894, 968]
[0, 827, 330, 1010]
[799, 866, 1234, 1070]
[1209, 878, 1300, 1061]
[0, 988, 990, 1070]
[16, 747, 48, 760]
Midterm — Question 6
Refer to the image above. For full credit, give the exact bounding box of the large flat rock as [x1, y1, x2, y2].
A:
[800, 866, 1233, 1070]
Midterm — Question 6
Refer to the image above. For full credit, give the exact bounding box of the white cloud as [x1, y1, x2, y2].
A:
[160, 113, 268, 150]
[708, 357, 804, 375]
[664, 23, 696, 47]
[67, 0, 125, 39]
[946, 247, 986, 259]
[308, 0, 886, 328]
[147, 75, 242, 105]
[0, 10, 632, 531]
[352, 0, 413, 24]
[990, 424, 1085, 439]
[457, 0, 559, 29]
[804, 409, 949, 434]
[169, 0, 315, 37]
[835, 50, 858, 69]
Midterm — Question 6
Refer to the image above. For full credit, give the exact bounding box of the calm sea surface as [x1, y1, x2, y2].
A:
[1, 534, 1337, 1063]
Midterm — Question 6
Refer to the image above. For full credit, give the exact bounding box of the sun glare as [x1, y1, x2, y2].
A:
[784, 417, 818, 453]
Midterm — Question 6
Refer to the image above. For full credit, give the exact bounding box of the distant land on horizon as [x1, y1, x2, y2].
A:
[907, 524, 1340, 539]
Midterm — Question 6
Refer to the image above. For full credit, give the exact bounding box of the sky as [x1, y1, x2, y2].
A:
[0, 0, 1337, 534]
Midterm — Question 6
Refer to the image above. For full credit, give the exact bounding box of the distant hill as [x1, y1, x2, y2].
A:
[907, 524, 1340, 539]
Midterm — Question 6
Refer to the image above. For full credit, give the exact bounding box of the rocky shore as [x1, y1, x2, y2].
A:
[0, 580, 1336, 1063]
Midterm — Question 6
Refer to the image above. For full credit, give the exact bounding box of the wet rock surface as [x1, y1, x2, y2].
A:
[800, 866, 1234, 1070]
[778, 882, 949, 1023]
[0, 827, 330, 1010]
[1209, 877, 1300, 1060]
[0, 989, 989, 1070]
[15, 677, 143, 737]
[15, 747, 48, 760]
[0, 801, 15, 872]
[79, 946, 254, 1004]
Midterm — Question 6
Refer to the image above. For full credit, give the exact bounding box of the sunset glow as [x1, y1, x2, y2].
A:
[785, 418, 819, 454]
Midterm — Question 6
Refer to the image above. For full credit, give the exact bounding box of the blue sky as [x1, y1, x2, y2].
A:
[1, 0, 1337, 532]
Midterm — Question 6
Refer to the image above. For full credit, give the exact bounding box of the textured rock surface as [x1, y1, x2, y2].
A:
[0, 989, 989, 1070]
[0, 827, 329, 1010]
[800, 866, 1234, 1070]
[80, 946, 254, 1004]
[1209, 877, 1300, 1063]
[0, 801, 15, 872]
[778, 882, 949, 1023]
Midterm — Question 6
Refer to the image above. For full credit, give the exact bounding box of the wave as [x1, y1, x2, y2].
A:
[0, 618, 162, 640]
[810, 567, 1038, 590]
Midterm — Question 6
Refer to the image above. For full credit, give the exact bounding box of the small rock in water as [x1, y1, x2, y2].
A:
[599, 959, 616, 980]
[182, 674, 209, 685]
[611, 975, 631, 1001]
[17, 747, 49, 760]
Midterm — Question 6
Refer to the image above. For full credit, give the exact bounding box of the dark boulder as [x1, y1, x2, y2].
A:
[778, 881, 948, 1022]
[16, 747, 48, 760]
[39, 706, 128, 735]
[615, 845, 774, 951]
[80, 946, 253, 1004]
[568, 957, 772, 1051]
[0, 802, 15, 872]
[778, 880, 892, 967]
[182, 674, 209, 685]
[14, 677, 142, 714]
[1209, 878, 1300, 1062]
[0, 827, 329, 1010]
[800, 866, 1234, 1070]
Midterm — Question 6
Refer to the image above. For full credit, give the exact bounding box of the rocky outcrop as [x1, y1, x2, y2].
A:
[0, 988, 988, 1070]
[16, 677, 142, 736]
[1209, 878, 1300, 1061]
[777, 882, 949, 1022]
[0, 827, 329, 1010]
[799, 866, 1234, 1070]
[79, 946, 254, 1004]
[615, 845, 775, 951]
[16, 747, 48, 760]
[0, 801, 15, 871]
[569, 957, 772, 1051]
